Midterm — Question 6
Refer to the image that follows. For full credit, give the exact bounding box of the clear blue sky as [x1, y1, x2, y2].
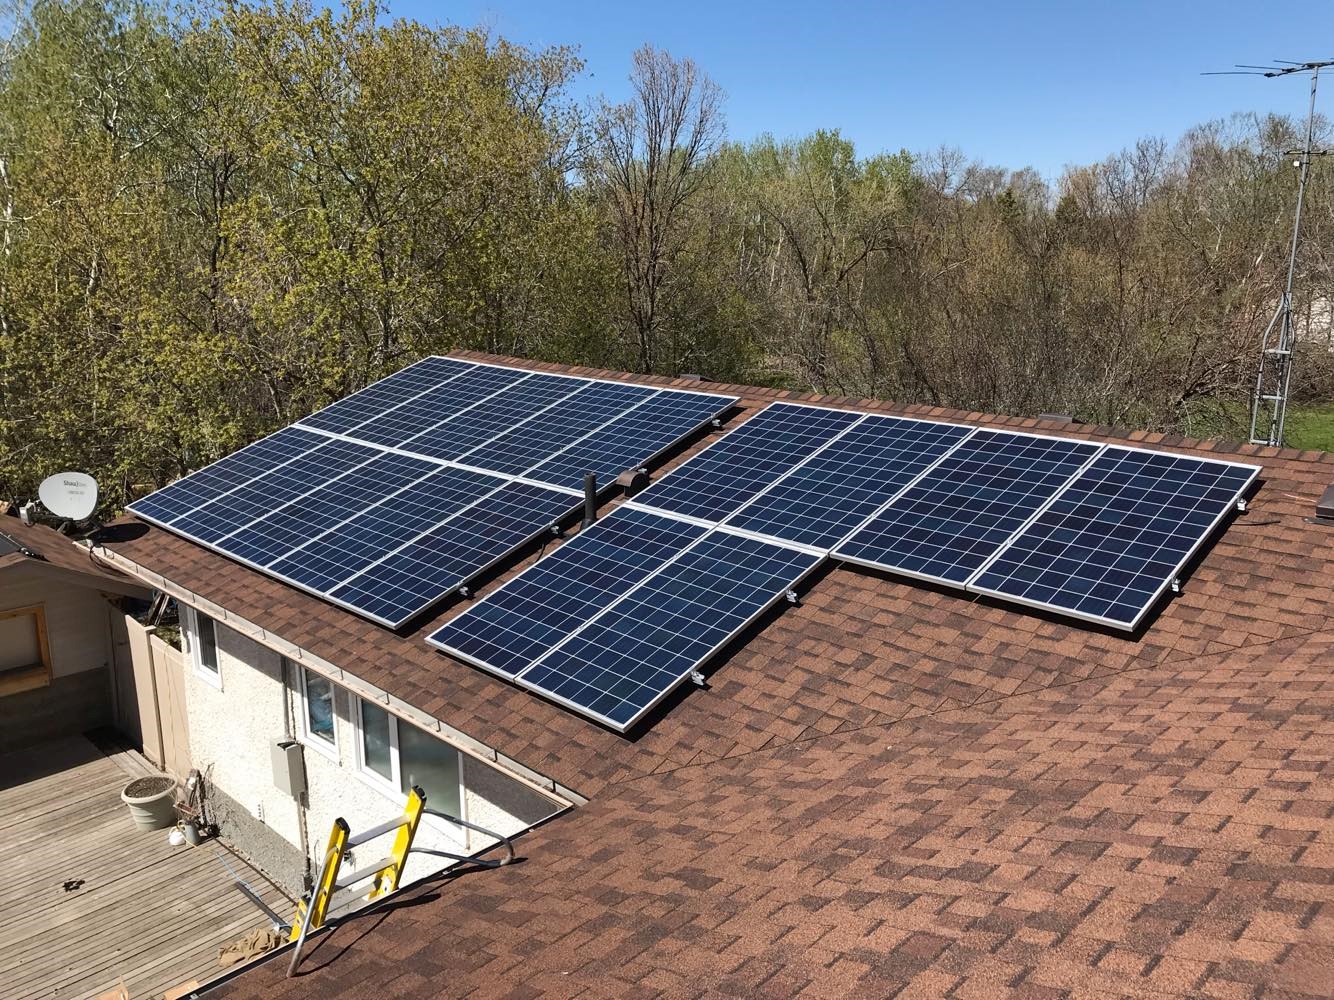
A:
[385, 0, 1334, 180]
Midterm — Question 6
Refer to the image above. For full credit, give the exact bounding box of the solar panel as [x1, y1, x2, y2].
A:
[397, 372, 589, 462]
[128, 426, 324, 526]
[327, 481, 578, 627]
[459, 381, 657, 478]
[268, 466, 505, 592]
[428, 507, 707, 678]
[517, 530, 821, 731]
[299, 357, 475, 434]
[333, 364, 527, 449]
[0, 530, 20, 558]
[216, 451, 438, 568]
[167, 437, 383, 545]
[525, 389, 735, 491]
[631, 402, 861, 523]
[832, 431, 1102, 585]
[130, 358, 735, 628]
[969, 447, 1259, 630]
[724, 415, 975, 549]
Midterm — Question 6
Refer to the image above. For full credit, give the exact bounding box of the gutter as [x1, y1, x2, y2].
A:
[88, 541, 589, 809]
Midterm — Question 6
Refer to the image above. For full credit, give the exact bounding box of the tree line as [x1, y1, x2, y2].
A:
[2, 0, 1331, 513]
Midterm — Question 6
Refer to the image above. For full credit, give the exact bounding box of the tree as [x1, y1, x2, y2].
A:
[588, 44, 723, 375]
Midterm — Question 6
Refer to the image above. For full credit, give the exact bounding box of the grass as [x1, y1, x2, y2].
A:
[1284, 403, 1334, 452]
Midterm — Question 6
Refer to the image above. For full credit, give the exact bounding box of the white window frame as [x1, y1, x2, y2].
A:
[184, 606, 222, 690]
[353, 696, 465, 843]
[294, 664, 340, 763]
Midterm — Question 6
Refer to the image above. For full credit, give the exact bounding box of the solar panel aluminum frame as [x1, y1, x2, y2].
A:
[828, 428, 1107, 588]
[435, 526, 826, 734]
[964, 447, 1261, 632]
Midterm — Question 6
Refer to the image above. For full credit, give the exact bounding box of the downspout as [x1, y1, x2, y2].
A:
[282, 657, 314, 893]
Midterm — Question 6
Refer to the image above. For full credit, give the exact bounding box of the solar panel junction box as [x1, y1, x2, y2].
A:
[272, 739, 307, 799]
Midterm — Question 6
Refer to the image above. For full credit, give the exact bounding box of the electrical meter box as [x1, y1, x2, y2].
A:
[271, 739, 307, 798]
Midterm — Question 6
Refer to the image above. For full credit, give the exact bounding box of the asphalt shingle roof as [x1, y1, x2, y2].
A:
[95, 353, 1334, 997]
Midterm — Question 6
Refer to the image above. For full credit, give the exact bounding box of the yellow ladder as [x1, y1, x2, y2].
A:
[287, 785, 426, 976]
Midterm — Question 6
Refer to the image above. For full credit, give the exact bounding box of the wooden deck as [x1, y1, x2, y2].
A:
[0, 736, 293, 1000]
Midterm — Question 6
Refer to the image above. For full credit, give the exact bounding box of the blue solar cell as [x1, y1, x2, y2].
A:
[398, 373, 588, 462]
[329, 481, 578, 626]
[970, 447, 1258, 629]
[341, 365, 526, 449]
[299, 357, 473, 434]
[525, 389, 736, 491]
[128, 427, 323, 526]
[219, 452, 438, 568]
[632, 402, 860, 523]
[459, 381, 656, 478]
[168, 438, 383, 545]
[518, 531, 821, 731]
[268, 466, 505, 593]
[428, 507, 707, 678]
[833, 431, 1101, 585]
[726, 416, 975, 549]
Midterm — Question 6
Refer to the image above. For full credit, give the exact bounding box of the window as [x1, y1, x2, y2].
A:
[0, 605, 51, 696]
[356, 699, 462, 827]
[185, 607, 222, 689]
[296, 666, 338, 759]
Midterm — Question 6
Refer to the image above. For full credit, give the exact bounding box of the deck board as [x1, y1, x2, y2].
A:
[0, 736, 293, 999]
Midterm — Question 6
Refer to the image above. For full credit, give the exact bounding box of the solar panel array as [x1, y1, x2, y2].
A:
[129, 359, 736, 627]
[435, 400, 1258, 730]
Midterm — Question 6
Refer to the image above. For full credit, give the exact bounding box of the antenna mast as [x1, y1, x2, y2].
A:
[1211, 60, 1334, 446]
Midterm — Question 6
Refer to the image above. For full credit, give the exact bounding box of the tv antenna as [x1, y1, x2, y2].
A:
[1206, 59, 1334, 446]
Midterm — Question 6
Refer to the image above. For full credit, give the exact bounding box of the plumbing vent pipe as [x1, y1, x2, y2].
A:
[583, 473, 598, 528]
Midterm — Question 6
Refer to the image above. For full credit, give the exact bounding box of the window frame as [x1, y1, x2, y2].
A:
[0, 604, 52, 696]
[184, 606, 222, 690]
[353, 696, 465, 842]
[294, 664, 340, 762]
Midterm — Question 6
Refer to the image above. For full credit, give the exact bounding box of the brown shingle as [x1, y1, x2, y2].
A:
[96, 353, 1334, 997]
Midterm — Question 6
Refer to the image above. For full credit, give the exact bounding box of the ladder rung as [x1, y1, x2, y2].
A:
[347, 817, 407, 847]
[1264, 348, 1292, 356]
[1259, 394, 1285, 402]
[335, 857, 394, 889]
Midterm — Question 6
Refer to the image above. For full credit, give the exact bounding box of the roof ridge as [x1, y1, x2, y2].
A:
[446, 350, 1332, 466]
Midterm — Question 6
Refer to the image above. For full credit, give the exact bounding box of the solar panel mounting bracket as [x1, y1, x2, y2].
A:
[689, 670, 706, 687]
[1170, 578, 1182, 594]
[1236, 498, 1249, 512]
[785, 589, 799, 604]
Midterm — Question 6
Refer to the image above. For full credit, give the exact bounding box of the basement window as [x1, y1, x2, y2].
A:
[0, 605, 52, 696]
[296, 666, 339, 761]
[355, 697, 463, 836]
[184, 606, 222, 690]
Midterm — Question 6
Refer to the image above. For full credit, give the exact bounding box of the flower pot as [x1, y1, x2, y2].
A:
[120, 775, 178, 831]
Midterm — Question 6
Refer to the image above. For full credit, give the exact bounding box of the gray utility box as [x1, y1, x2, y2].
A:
[271, 739, 307, 799]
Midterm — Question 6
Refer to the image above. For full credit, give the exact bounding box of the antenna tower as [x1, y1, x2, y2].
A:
[1208, 59, 1333, 446]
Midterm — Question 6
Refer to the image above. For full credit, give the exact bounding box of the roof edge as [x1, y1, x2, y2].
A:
[89, 543, 588, 808]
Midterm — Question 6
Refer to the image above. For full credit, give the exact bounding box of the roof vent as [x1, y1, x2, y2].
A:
[617, 467, 650, 496]
[1317, 484, 1334, 524]
[1038, 412, 1082, 425]
[679, 373, 704, 382]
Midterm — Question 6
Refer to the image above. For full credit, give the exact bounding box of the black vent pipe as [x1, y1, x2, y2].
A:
[583, 473, 598, 527]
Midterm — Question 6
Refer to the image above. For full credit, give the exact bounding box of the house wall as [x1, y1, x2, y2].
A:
[0, 563, 120, 752]
[181, 609, 565, 898]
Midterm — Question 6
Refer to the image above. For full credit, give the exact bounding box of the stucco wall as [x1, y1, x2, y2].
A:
[182, 608, 565, 897]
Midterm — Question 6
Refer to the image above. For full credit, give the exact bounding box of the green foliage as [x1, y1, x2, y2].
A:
[1, 3, 1331, 517]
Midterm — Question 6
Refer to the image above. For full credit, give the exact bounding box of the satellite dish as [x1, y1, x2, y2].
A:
[39, 471, 99, 521]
